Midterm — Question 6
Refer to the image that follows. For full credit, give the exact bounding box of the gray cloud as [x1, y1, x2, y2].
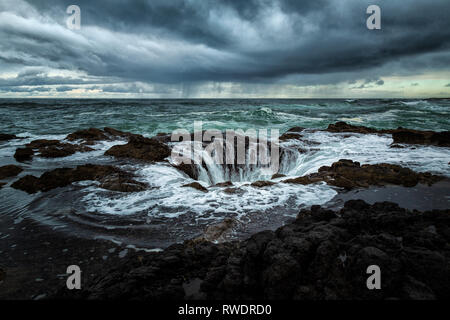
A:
[0, 0, 449, 96]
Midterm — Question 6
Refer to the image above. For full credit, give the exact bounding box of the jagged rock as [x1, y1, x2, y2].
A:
[25, 139, 93, 158]
[393, 130, 450, 147]
[182, 182, 208, 193]
[282, 159, 443, 190]
[282, 175, 323, 185]
[201, 218, 237, 242]
[99, 174, 147, 192]
[174, 163, 199, 180]
[66, 128, 109, 145]
[14, 148, 34, 162]
[325, 122, 450, 147]
[251, 180, 276, 188]
[0, 165, 23, 179]
[223, 187, 244, 195]
[326, 121, 385, 134]
[11, 164, 145, 194]
[105, 135, 170, 162]
[0, 133, 18, 141]
[319, 160, 442, 189]
[213, 181, 233, 187]
[65, 200, 449, 300]
[279, 127, 305, 141]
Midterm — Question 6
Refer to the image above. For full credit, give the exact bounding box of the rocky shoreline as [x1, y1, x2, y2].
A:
[56, 200, 449, 300]
[0, 122, 449, 299]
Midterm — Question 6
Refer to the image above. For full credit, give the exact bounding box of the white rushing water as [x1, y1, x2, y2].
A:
[77, 130, 450, 222]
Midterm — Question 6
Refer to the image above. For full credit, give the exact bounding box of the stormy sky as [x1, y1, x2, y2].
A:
[0, 0, 449, 98]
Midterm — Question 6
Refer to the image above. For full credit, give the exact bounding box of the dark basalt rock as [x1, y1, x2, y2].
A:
[11, 164, 146, 194]
[65, 200, 449, 300]
[66, 128, 109, 145]
[182, 182, 208, 193]
[25, 139, 93, 158]
[393, 130, 450, 147]
[326, 121, 387, 134]
[105, 135, 171, 162]
[271, 173, 286, 179]
[213, 181, 233, 187]
[325, 122, 450, 147]
[199, 218, 237, 242]
[251, 180, 276, 188]
[99, 174, 147, 193]
[14, 147, 34, 162]
[0, 133, 18, 141]
[283, 159, 443, 190]
[0, 165, 23, 179]
[0, 182, 6, 189]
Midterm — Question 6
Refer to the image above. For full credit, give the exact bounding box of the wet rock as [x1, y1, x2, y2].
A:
[201, 218, 237, 242]
[213, 181, 233, 187]
[222, 187, 244, 195]
[182, 182, 208, 192]
[326, 121, 385, 134]
[279, 132, 303, 141]
[72, 200, 449, 300]
[14, 148, 34, 162]
[105, 135, 171, 162]
[11, 175, 40, 193]
[0, 182, 5, 189]
[25, 139, 93, 158]
[282, 175, 323, 185]
[251, 180, 276, 188]
[325, 122, 450, 147]
[66, 128, 109, 145]
[11, 164, 145, 194]
[393, 130, 450, 147]
[0, 133, 18, 141]
[0, 165, 23, 179]
[99, 174, 147, 192]
[283, 159, 442, 190]
[271, 173, 286, 179]
[319, 160, 442, 189]
[390, 144, 405, 148]
[0, 267, 5, 281]
[173, 163, 199, 180]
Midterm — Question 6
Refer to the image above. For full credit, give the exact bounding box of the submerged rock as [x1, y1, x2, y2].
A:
[105, 135, 171, 162]
[0, 165, 23, 179]
[11, 164, 146, 194]
[182, 182, 208, 193]
[66, 200, 450, 300]
[0, 182, 6, 189]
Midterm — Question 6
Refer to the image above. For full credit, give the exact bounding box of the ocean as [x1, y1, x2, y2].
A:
[1, 98, 449, 249]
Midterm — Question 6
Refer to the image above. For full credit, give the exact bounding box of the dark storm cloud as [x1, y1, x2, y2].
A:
[1, 0, 450, 90]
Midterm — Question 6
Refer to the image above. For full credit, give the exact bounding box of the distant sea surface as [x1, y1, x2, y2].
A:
[0, 98, 449, 249]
